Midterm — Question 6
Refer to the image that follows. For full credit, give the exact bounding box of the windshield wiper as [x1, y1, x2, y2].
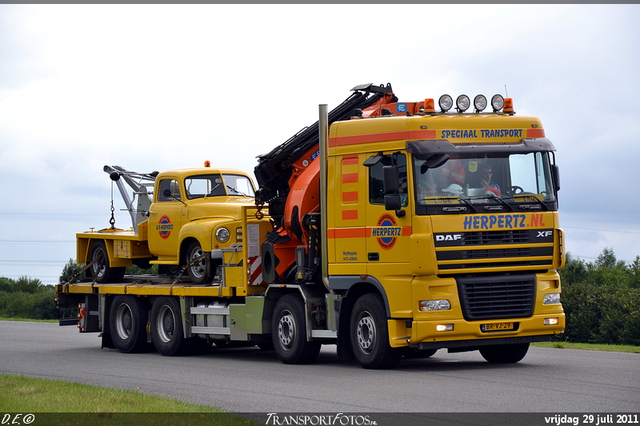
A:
[226, 185, 244, 196]
[456, 197, 477, 213]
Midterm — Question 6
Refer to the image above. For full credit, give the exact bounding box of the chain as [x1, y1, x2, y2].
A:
[109, 180, 116, 229]
[255, 201, 265, 220]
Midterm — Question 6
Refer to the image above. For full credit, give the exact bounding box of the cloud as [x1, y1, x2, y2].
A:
[1, 4, 639, 283]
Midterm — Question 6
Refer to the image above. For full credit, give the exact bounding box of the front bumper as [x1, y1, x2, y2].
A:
[406, 313, 565, 350]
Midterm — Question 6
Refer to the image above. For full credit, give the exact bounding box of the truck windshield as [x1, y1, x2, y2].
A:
[222, 174, 255, 197]
[185, 174, 255, 199]
[413, 151, 557, 214]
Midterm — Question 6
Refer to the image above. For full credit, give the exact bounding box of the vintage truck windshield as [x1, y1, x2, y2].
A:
[185, 174, 255, 199]
[412, 150, 557, 215]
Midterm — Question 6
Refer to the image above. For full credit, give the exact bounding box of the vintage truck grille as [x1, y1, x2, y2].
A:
[456, 274, 536, 321]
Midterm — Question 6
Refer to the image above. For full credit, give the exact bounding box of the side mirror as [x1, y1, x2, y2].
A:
[426, 153, 450, 169]
[551, 164, 560, 192]
[163, 189, 173, 198]
[420, 153, 450, 174]
[384, 194, 401, 211]
[382, 165, 406, 217]
[383, 165, 399, 195]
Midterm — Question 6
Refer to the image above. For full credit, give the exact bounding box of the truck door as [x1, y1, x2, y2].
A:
[148, 177, 185, 261]
[365, 152, 412, 276]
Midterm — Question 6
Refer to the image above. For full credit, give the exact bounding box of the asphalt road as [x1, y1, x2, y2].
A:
[1, 321, 639, 414]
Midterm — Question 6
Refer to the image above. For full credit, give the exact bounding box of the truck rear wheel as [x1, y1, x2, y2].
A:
[109, 295, 149, 353]
[350, 293, 402, 369]
[479, 343, 530, 363]
[272, 294, 321, 364]
[90, 241, 125, 283]
[150, 296, 189, 356]
[186, 241, 210, 284]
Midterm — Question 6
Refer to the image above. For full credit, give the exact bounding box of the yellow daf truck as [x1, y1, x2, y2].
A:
[58, 84, 565, 368]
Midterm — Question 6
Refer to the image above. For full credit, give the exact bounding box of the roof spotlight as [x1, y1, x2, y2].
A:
[439, 94, 453, 112]
[456, 95, 470, 113]
[491, 94, 505, 112]
[474, 94, 487, 112]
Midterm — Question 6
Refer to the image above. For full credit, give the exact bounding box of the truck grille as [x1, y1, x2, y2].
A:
[433, 229, 555, 272]
[456, 274, 536, 321]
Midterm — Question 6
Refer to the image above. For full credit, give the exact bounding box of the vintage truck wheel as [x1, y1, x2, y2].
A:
[90, 241, 125, 283]
[109, 295, 149, 353]
[479, 343, 529, 363]
[350, 293, 402, 369]
[150, 296, 190, 356]
[186, 241, 209, 284]
[271, 294, 321, 364]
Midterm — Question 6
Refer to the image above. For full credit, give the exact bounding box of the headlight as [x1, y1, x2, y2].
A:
[456, 94, 470, 112]
[474, 94, 487, 112]
[543, 293, 561, 305]
[419, 299, 451, 311]
[216, 227, 230, 243]
[491, 94, 504, 112]
[439, 94, 453, 112]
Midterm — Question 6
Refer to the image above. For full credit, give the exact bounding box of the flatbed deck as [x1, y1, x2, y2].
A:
[57, 275, 237, 297]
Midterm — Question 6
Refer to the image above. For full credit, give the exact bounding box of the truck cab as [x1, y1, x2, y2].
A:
[325, 97, 565, 365]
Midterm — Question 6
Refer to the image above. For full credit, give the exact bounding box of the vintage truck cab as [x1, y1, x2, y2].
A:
[76, 165, 257, 284]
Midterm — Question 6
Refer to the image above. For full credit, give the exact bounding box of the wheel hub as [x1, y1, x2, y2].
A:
[157, 306, 175, 343]
[356, 314, 375, 353]
[190, 248, 206, 279]
[278, 312, 295, 349]
[115, 304, 133, 340]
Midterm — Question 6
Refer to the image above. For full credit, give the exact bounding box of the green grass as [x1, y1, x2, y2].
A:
[0, 374, 257, 425]
[532, 341, 640, 353]
[0, 316, 58, 323]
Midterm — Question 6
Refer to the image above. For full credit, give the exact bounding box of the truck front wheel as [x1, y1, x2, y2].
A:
[271, 294, 321, 364]
[109, 295, 149, 353]
[350, 293, 402, 369]
[186, 241, 210, 284]
[150, 296, 189, 356]
[479, 343, 530, 363]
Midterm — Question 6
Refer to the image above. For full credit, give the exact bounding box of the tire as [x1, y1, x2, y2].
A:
[186, 241, 210, 284]
[479, 343, 530, 363]
[350, 293, 402, 369]
[271, 294, 321, 364]
[109, 295, 149, 353]
[159, 264, 181, 276]
[90, 241, 125, 283]
[150, 296, 190, 356]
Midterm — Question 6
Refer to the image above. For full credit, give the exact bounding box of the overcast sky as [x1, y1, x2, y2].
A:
[1, 4, 639, 284]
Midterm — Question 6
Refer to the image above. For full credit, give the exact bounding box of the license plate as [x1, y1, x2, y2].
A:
[483, 322, 514, 332]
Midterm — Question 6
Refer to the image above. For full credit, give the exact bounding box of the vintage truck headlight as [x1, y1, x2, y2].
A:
[419, 299, 451, 311]
[216, 227, 230, 243]
[543, 293, 561, 305]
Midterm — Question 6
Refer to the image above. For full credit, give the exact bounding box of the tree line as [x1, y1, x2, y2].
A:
[0, 260, 153, 320]
[1, 249, 638, 346]
[559, 248, 639, 346]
